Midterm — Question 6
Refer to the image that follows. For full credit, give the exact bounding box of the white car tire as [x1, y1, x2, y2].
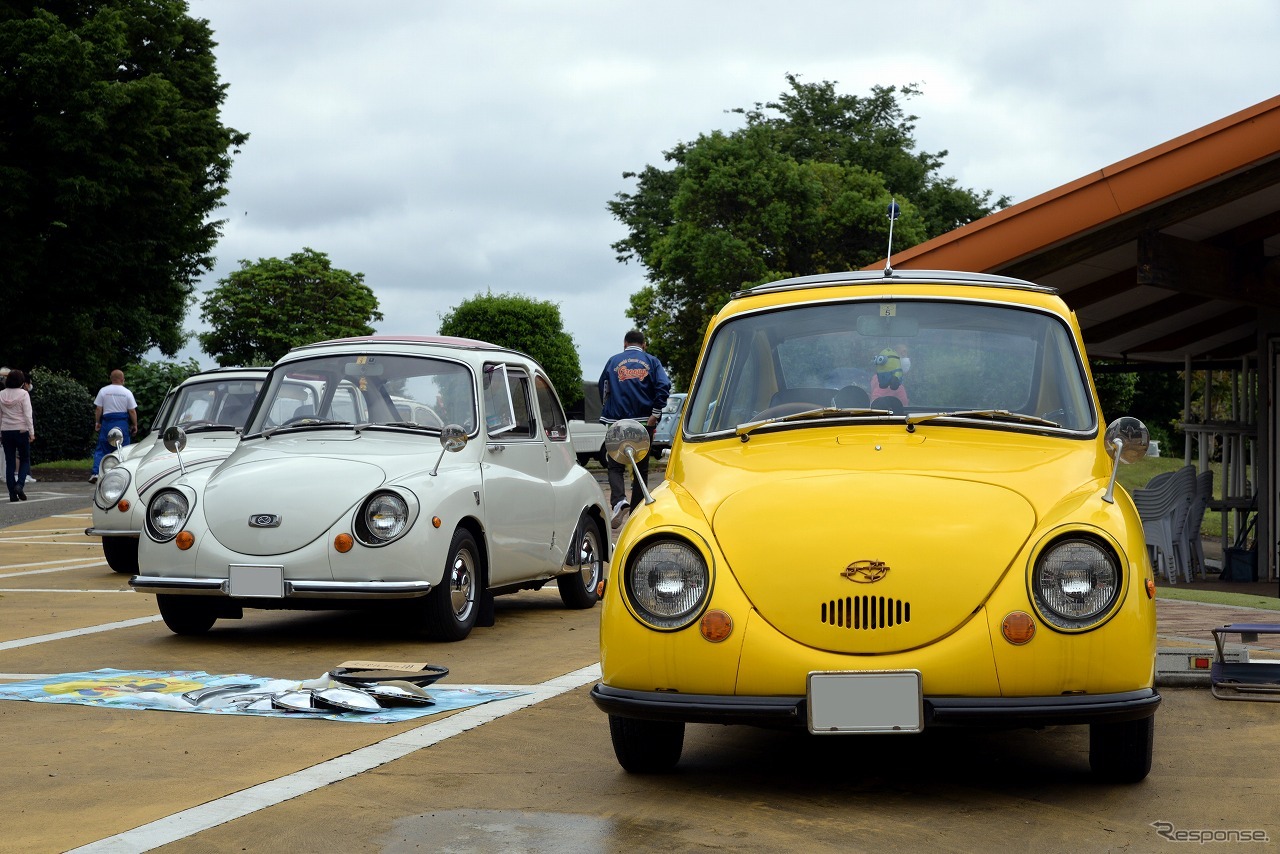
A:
[417, 528, 481, 642]
[558, 512, 604, 609]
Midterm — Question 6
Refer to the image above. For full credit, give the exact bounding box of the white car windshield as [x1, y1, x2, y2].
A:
[161, 378, 264, 432]
[685, 299, 1096, 436]
[247, 354, 477, 435]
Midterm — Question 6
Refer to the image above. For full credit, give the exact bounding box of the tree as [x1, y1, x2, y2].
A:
[438, 293, 583, 408]
[0, 1, 248, 384]
[609, 76, 1009, 385]
[198, 248, 384, 366]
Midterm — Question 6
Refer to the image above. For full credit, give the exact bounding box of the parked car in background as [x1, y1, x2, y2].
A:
[131, 336, 611, 642]
[650, 392, 686, 457]
[592, 269, 1159, 782]
[566, 380, 607, 466]
[86, 367, 268, 574]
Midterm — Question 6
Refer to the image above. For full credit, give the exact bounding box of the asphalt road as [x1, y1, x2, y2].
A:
[3, 479, 1278, 853]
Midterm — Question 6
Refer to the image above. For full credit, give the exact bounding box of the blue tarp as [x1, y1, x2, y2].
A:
[0, 668, 526, 724]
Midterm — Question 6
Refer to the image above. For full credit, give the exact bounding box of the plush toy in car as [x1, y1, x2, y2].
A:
[873, 348, 903, 390]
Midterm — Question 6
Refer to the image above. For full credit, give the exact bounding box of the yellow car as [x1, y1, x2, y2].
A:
[592, 269, 1159, 782]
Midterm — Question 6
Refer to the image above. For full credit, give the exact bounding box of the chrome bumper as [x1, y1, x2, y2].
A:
[129, 575, 433, 599]
[85, 528, 140, 539]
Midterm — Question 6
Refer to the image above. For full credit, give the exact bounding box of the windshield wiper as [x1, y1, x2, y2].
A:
[360, 421, 437, 433]
[736, 406, 894, 439]
[180, 423, 237, 434]
[261, 419, 352, 439]
[906, 409, 1062, 429]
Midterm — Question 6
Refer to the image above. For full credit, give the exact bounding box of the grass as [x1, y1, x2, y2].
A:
[33, 458, 93, 470]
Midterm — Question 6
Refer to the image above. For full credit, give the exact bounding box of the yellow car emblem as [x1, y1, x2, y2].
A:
[842, 560, 889, 583]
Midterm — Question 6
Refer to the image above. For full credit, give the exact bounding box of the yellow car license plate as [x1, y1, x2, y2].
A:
[807, 670, 923, 734]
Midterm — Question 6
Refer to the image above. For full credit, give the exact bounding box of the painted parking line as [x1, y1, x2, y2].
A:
[1, 588, 137, 594]
[0, 560, 109, 579]
[0, 616, 164, 651]
[69, 662, 603, 854]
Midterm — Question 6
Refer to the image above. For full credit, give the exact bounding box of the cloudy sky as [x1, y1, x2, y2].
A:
[179, 0, 1280, 385]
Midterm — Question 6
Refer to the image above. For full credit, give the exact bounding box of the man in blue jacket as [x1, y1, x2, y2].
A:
[599, 330, 671, 528]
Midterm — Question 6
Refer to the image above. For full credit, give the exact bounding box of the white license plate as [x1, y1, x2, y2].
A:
[228, 564, 285, 598]
[807, 670, 923, 734]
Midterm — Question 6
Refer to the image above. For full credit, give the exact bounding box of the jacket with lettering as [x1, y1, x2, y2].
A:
[598, 345, 671, 425]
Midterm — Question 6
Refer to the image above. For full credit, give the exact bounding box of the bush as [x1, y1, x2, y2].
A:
[28, 367, 95, 464]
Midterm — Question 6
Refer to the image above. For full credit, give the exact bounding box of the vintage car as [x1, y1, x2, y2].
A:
[591, 269, 1160, 782]
[86, 367, 268, 574]
[650, 392, 687, 457]
[130, 336, 611, 642]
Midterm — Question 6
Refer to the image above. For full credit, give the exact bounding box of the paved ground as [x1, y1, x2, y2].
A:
[4, 472, 1280, 852]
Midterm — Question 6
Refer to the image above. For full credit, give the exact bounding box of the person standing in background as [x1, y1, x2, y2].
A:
[1, 369, 36, 501]
[90, 369, 138, 484]
[599, 330, 671, 529]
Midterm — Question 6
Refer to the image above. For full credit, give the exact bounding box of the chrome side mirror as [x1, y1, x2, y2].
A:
[162, 426, 189, 476]
[107, 426, 125, 450]
[431, 424, 469, 476]
[1102, 416, 1149, 504]
[606, 419, 654, 505]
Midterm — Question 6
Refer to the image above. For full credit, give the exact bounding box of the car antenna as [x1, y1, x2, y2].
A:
[883, 197, 900, 276]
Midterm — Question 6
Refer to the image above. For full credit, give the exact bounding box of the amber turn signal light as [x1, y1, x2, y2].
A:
[334, 533, 354, 553]
[117, 499, 130, 512]
[1001, 611, 1036, 645]
[175, 531, 195, 551]
[700, 610, 733, 642]
[1145, 578, 1156, 599]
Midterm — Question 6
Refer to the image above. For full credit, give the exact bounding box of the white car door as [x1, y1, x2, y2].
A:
[481, 365, 555, 584]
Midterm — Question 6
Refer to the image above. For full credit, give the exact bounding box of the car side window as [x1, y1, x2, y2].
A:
[505, 371, 536, 439]
[535, 375, 568, 442]
[484, 364, 537, 439]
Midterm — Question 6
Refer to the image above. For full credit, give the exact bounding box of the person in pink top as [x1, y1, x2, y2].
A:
[1, 369, 36, 501]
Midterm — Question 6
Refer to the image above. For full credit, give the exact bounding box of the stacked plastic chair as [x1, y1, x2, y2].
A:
[1182, 470, 1213, 580]
[1132, 465, 1197, 584]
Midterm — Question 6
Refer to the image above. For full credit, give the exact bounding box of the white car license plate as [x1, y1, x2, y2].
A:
[228, 564, 285, 598]
[807, 670, 923, 734]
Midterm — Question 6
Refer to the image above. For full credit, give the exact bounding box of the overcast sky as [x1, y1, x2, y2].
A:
[179, 0, 1280, 385]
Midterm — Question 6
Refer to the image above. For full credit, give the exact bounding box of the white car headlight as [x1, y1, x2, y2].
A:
[97, 468, 132, 508]
[146, 490, 191, 542]
[625, 539, 710, 630]
[100, 454, 121, 474]
[1032, 537, 1120, 630]
[355, 492, 411, 545]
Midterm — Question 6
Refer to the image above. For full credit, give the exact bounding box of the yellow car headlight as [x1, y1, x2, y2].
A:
[1032, 537, 1120, 630]
[625, 538, 709, 630]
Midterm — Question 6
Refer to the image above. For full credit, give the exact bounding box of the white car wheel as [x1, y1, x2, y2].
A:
[418, 528, 480, 642]
[558, 512, 603, 609]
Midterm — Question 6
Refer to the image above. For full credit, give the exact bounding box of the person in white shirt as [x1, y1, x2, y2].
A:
[90, 369, 138, 483]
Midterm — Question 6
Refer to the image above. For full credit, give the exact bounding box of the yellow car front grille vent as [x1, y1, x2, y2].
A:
[821, 595, 911, 630]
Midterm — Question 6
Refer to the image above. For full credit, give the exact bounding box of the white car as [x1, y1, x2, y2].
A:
[86, 367, 268, 574]
[131, 336, 612, 642]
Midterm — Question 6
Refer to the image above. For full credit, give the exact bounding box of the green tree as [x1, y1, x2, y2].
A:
[0, 1, 248, 384]
[610, 76, 1009, 385]
[438, 293, 583, 408]
[198, 248, 384, 366]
